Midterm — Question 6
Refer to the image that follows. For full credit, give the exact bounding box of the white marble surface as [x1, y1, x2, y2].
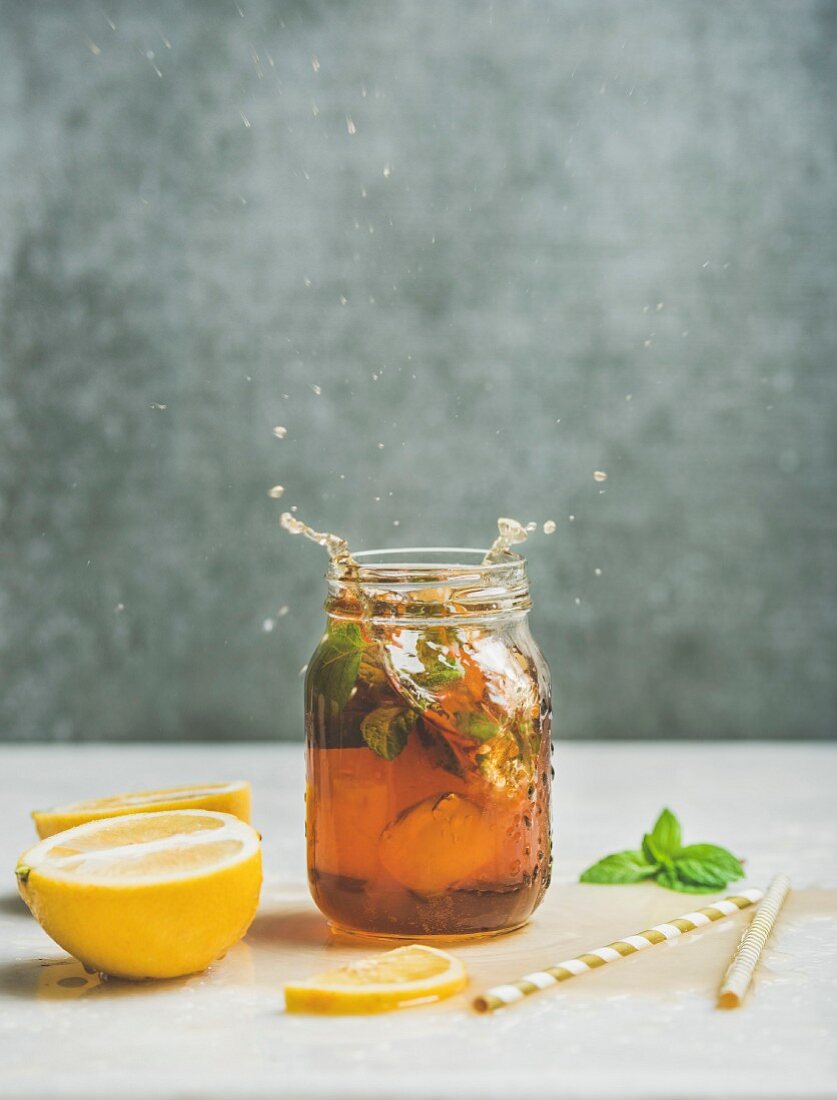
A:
[1, 743, 836, 1100]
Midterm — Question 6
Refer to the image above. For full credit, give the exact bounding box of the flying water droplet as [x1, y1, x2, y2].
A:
[543, 520, 556, 534]
[268, 485, 285, 499]
[272, 426, 287, 439]
[593, 470, 608, 482]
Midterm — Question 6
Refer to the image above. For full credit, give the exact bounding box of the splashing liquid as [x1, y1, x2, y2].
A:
[482, 517, 537, 563]
[279, 513, 358, 575]
[280, 513, 537, 570]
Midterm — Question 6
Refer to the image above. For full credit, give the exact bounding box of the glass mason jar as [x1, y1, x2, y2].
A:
[304, 548, 552, 938]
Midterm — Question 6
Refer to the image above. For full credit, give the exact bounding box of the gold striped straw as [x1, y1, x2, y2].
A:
[718, 874, 790, 1008]
[473, 888, 764, 1012]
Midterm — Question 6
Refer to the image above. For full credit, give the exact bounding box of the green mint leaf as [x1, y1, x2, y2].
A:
[673, 858, 731, 889]
[579, 807, 747, 893]
[655, 868, 721, 894]
[676, 844, 744, 879]
[455, 711, 500, 743]
[413, 636, 464, 689]
[580, 850, 659, 885]
[650, 807, 682, 857]
[642, 832, 674, 868]
[308, 622, 365, 711]
[360, 706, 416, 761]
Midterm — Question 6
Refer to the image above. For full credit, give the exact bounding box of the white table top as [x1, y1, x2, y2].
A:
[1, 742, 836, 1100]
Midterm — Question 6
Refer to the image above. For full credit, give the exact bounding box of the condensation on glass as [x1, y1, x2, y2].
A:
[304, 548, 553, 937]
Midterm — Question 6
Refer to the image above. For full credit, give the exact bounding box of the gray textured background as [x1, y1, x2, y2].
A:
[1, 1, 835, 743]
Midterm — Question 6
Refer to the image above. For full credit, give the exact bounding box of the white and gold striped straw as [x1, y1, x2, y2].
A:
[718, 874, 790, 1008]
[473, 888, 764, 1012]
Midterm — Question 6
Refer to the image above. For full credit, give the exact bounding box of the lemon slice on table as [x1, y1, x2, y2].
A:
[284, 945, 467, 1014]
[16, 810, 262, 980]
[32, 780, 251, 838]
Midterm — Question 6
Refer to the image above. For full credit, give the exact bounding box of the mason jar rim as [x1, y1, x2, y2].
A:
[325, 547, 530, 621]
[348, 546, 520, 568]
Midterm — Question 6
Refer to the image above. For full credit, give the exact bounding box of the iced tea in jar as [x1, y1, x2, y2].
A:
[304, 547, 552, 938]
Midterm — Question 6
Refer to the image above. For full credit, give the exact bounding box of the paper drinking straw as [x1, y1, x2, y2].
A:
[718, 874, 790, 1008]
[472, 888, 764, 1012]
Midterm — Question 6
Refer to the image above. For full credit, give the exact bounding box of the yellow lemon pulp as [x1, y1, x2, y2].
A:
[32, 780, 251, 838]
[16, 809, 262, 980]
[284, 944, 467, 1014]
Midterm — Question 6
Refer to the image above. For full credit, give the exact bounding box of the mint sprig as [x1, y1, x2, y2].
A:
[360, 706, 417, 761]
[307, 622, 365, 711]
[580, 808, 744, 894]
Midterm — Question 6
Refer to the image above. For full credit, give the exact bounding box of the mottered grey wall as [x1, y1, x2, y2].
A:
[1, 1, 834, 742]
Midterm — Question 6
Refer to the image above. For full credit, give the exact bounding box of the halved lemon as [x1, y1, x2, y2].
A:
[16, 809, 262, 980]
[284, 944, 467, 1014]
[32, 780, 251, 838]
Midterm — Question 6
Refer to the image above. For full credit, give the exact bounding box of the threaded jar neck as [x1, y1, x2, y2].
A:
[325, 547, 531, 625]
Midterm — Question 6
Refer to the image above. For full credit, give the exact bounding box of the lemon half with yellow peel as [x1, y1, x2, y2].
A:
[284, 945, 467, 1014]
[32, 780, 251, 838]
[16, 809, 262, 981]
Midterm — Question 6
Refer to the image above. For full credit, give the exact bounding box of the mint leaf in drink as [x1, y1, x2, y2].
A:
[580, 808, 745, 893]
[308, 622, 365, 711]
[413, 636, 463, 689]
[455, 712, 500, 743]
[580, 850, 659, 884]
[361, 706, 417, 761]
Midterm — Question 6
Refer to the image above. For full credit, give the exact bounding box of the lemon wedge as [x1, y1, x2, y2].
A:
[16, 809, 262, 980]
[284, 944, 467, 1014]
[32, 780, 251, 838]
